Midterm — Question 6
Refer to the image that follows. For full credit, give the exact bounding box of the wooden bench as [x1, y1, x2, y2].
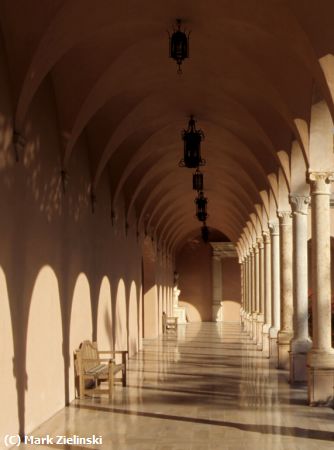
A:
[74, 340, 127, 400]
[162, 312, 178, 333]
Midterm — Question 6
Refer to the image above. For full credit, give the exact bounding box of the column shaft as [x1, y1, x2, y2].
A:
[289, 195, 312, 382]
[307, 172, 334, 405]
[257, 238, 265, 349]
[277, 211, 293, 369]
[211, 250, 223, 322]
[269, 221, 280, 358]
[262, 231, 271, 357]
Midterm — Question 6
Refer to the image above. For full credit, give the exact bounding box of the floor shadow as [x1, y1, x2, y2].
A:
[71, 403, 334, 442]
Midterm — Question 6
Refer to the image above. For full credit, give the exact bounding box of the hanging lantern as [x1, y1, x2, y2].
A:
[201, 223, 209, 243]
[168, 19, 190, 74]
[179, 116, 205, 168]
[193, 169, 203, 191]
[195, 191, 208, 222]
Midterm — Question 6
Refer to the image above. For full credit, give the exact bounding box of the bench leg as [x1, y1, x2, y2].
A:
[79, 376, 85, 399]
[108, 366, 114, 401]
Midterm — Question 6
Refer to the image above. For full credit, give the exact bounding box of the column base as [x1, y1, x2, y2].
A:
[262, 324, 271, 358]
[212, 304, 223, 322]
[307, 349, 334, 405]
[277, 330, 293, 370]
[244, 313, 251, 334]
[289, 338, 312, 383]
[269, 327, 279, 361]
[290, 352, 308, 383]
[251, 313, 258, 342]
[256, 314, 264, 350]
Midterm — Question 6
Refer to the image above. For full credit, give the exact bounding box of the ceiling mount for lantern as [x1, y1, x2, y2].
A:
[201, 223, 209, 243]
[195, 191, 208, 222]
[168, 19, 190, 74]
[193, 169, 203, 191]
[179, 116, 205, 168]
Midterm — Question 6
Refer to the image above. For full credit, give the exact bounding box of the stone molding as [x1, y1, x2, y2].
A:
[210, 242, 238, 258]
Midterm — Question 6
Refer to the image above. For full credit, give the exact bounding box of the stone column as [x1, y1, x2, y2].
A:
[262, 231, 271, 357]
[289, 194, 312, 382]
[240, 258, 246, 326]
[253, 243, 260, 342]
[251, 247, 257, 340]
[277, 210, 293, 370]
[257, 237, 265, 349]
[211, 247, 223, 321]
[246, 252, 252, 333]
[307, 172, 334, 404]
[269, 221, 280, 359]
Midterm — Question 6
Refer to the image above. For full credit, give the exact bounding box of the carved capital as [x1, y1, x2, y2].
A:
[268, 220, 279, 236]
[212, 248, 222, 260]
[253, 242, 259, 254]
[289, 194, 310, 215]
[256, 236, 264, 249]
[262, 230, 270, 244]
[277, 210, 292, 226]
[308, 171, 334, 195]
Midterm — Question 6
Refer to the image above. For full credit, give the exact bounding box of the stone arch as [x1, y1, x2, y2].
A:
[25, 266, 64, 433]
[97, 276, 112, 350]
[69, 273, 92, 402]
[0, 266, 18, 441]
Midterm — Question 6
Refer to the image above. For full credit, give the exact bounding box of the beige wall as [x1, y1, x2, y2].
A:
[177, 242, 241, 322]
[177, 240, 212, 322]
[221, 258, 241, 322]
[0, 62, 173, 439]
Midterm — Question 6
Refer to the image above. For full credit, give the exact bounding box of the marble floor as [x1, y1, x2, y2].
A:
[20, 323, 334, 449]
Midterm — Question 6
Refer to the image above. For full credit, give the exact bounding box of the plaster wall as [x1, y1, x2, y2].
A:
[177, 240, 212, 322]
[0, 68, 156, 438]
[221, 258, 241, 322]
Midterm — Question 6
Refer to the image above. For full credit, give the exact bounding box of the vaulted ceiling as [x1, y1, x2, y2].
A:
[1, 0, 334, 251]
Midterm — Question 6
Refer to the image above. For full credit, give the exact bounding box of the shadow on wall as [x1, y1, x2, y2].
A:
[178, 301, 202, 322]
[176, 238, 212, 322]
[0, 262, 140, 440]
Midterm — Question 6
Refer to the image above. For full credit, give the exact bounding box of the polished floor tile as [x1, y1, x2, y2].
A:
[19, 323, 334, 449]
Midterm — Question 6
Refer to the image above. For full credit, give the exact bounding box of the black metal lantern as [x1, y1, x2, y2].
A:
[179, 116, 205, 168]
[193, 169, 203, 191]
[201, 223, 209, 243]
[169, 19, 190, 74]
[195, 191, 208, 222]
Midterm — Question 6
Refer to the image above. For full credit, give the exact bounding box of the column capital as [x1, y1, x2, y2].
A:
[262, 230, 270, 244]
[277, 210, 292, 225]
[268, 220, 279, 236]
[307, 171, 334, 194]
[253, 242, 259, 254]
[212, 248, 222, 260]
[289, 194, 310, 215]
[256, 236, 264, 248]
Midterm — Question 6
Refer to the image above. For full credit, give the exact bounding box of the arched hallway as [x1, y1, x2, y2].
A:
[24, 322, 334, 449]
[2, 1, 334, 446]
